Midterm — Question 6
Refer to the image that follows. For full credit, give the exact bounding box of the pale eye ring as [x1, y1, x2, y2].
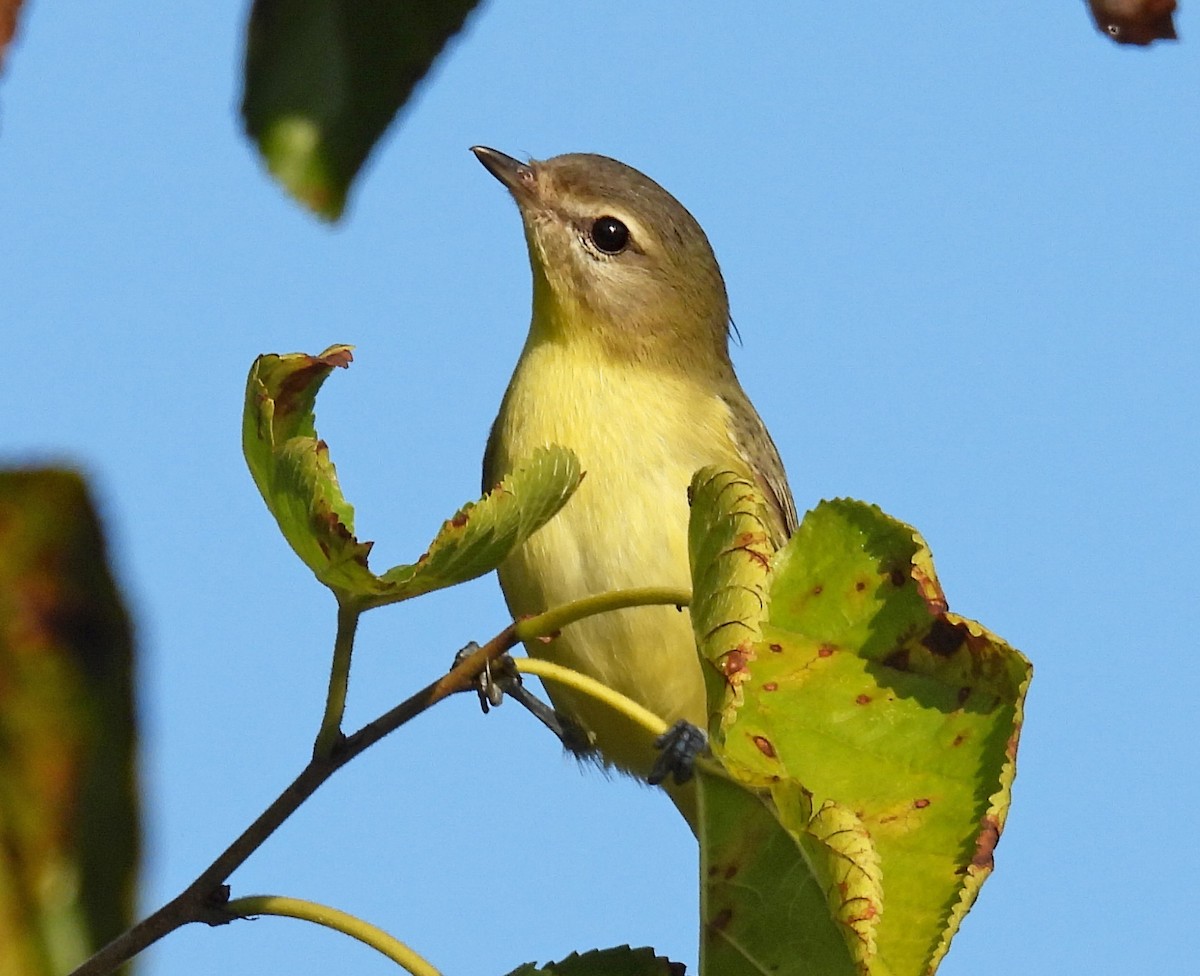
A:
[590, 216, 630, 254]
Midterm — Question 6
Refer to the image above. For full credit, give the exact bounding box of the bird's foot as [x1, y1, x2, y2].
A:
[456, 644, 594, 756]
[649, 720, 708, 786]
[454, 641, 508, 712]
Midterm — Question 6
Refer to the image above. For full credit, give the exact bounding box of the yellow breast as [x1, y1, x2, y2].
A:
[487, 336, 738, 777]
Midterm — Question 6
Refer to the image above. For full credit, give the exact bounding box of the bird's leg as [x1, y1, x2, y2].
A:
[453, 642, 504, 712]
[454, 643, 595, 757]
[648, 720, 708, 785]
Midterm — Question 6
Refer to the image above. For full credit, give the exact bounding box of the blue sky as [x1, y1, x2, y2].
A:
[2, 3, 1196, 974]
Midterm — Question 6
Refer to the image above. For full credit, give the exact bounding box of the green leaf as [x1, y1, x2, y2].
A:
[688, 467, 1031, 976]
[243, 347, 583, 608]
[241, 0, 482, 219]
[243, 344, 370, 594]
[369, 444, 583, 608]
[698, 771, 863, 976]
[687, 466, 775, 739]
[0, 469, 139, 976]
[504, 946, 686, 976]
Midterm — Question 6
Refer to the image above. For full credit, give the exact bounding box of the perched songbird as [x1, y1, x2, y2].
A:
[474, 147, 796, 825]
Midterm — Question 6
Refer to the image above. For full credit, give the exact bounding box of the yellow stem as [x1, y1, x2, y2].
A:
[226, 895, 441, 976]
[514, 657, 670, 739]
[514, 586, 691, 643]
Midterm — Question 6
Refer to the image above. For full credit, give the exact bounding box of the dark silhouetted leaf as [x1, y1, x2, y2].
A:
[504, 946, 685, 976]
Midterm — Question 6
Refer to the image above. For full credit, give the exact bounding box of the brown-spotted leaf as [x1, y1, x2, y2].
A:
[243, 345, 374, 596]
[689, 473, 1032, 976]
[687, 466, 774, 740]
[697, 771, 863, 976]
[244, 346, 582, 608]
[368, 443, 582, 608]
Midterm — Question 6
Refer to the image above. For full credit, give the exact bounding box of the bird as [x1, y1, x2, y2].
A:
[473, 146, 796, 827]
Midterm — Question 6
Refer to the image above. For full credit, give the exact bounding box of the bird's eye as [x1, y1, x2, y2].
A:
[589, 216, 630, 254]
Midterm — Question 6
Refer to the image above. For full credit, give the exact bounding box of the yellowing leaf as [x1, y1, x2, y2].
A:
[243, 347, 582, 608]
[369, 445, 583, 608]
[687, 466, 774, 740]
[688, 469, 1032, 976]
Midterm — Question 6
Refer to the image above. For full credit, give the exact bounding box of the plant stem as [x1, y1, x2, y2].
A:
[516, 657, 670, 739]
[313, 600, 360, 759]
[66, 586, 690, 976]
[226, 895, 442, 976]
[514, 586, 690, 643]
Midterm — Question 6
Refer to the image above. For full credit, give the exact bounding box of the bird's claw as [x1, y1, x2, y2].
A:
[454, 642, 518, 713]
[456, 644, 594, 755]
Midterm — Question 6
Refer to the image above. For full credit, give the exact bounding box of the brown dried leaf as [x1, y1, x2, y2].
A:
[0, 0, 25, 72]
[1087, 0, 1179, 45]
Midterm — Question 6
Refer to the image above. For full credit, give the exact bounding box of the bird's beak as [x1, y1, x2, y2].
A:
[471, 146, 537, 201]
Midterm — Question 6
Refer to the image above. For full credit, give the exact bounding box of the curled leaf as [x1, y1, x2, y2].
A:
[687, 466, 775, 740]
[688, 471, 1032, 975]
[698, 772, 860, 976]
[243, 347, 582, 607]
[369, 444, 583, 608]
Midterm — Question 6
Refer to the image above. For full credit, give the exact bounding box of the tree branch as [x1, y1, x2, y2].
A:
[67, 586, 690, 976]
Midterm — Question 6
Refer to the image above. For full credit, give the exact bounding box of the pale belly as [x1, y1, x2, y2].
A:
[488, 345, 737, 778]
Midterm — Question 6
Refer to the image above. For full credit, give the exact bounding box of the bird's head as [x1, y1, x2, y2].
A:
[473, 147, 732, 374]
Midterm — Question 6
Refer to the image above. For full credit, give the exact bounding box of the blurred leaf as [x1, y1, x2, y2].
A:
[242, 0, 483, 219]
[688, 467, 1032, 975]
[1086, 0, 1177, 45]
[243, 346, 582, 608]
[504, 946, 685, 976]
[0, 469, 138, 976]
[0, 0, 23, 73]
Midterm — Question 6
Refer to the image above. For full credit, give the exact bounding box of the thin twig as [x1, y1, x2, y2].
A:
[312, 601, 361, 759]
[67, 586, 690, 976]
[66, 626, 518, 976]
